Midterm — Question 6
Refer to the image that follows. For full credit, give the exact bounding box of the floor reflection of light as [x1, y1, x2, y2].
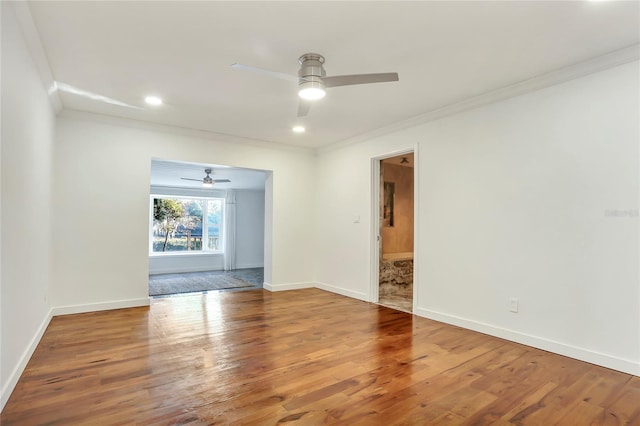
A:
[202, 293, 225, 370]
[372, 305, 415, 399]
[146, 292, 234, 407]
[203, 291, 223, 324]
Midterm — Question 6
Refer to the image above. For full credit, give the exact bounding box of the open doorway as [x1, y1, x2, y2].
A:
[148, 158, 268, 297]
[377, 153, 414, 312]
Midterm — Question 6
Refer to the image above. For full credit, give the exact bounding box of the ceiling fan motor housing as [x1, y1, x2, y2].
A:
[298, 53, 326, 87]
[203, 168, 213, 185]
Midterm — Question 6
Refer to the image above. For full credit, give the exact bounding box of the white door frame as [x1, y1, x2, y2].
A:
[369, 146, 419, 309]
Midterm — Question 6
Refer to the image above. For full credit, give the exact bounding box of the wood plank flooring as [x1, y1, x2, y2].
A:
[2, 288, 638, 425]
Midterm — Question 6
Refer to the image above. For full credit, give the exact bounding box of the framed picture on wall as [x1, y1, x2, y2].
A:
[383, 181, 395, 227]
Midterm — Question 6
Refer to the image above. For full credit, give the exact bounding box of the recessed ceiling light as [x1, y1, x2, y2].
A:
[145, 96, 163, 106]
[292, 125, 306, 133]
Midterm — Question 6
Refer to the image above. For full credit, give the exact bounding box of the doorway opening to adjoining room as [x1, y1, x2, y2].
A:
[371, 151, 416, 313]
[148, 158, 269, 297]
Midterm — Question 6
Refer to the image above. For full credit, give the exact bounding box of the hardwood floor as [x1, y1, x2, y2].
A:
[2, 288, 638, 425]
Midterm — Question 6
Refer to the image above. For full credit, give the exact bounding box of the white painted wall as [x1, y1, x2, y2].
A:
[149, 254, 224, 275]
[235, 190, 265, 269]
[51, 112, 316, 308]
[1, 3, 55, 407]
[315, 61, 640, 374]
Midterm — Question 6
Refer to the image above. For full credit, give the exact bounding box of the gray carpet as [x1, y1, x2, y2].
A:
[149, 268, 263, 296]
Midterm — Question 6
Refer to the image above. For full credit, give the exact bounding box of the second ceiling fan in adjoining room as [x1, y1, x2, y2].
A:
[181, 168, 231, 188]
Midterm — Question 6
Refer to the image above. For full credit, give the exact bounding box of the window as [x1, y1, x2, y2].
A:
[151, 196, 224, 253]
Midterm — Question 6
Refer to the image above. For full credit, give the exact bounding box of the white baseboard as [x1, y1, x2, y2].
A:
[314, 282, 368, 302]
[263, 282, 314, 292]
[414, 307, 640, 376]
[1, 308, 53, 411]
[51, 298, 150, 316]
[1, 297, 151, 411]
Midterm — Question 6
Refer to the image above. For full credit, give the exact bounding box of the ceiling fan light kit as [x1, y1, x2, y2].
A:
[202, 175, 214, 188]
[298, 81, 326, 100]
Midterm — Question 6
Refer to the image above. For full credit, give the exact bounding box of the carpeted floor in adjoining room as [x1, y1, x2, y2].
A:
[149, 267, 263, 296]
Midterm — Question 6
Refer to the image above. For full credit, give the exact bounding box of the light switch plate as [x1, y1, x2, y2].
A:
[509, 297, 519, 313]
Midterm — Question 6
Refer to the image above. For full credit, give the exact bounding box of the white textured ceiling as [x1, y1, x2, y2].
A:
[27, 1, 640, 149]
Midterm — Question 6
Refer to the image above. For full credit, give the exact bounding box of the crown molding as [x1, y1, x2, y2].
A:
[318, 44, 640, 155]
[11, 0, 638, 158]
[10, 0, 312, 156]
[59, 109, 316, 156]
[10, 1, 62, 113]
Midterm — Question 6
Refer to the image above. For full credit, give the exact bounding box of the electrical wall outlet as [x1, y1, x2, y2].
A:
[509, 297, 519, 313]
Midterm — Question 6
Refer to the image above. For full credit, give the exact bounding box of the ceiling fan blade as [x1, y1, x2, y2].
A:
[54, 81, 143, 109]
[323, 72, 399, 88]
[180, 178, 203, 182]
[297, 99, 312, 117]
[213, 179, 231, 183]
[230, 63, 298, 83]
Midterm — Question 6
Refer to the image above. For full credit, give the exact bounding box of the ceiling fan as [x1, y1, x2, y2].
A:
[181, 169, 231, 188]
[231, 53, 399, 117]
